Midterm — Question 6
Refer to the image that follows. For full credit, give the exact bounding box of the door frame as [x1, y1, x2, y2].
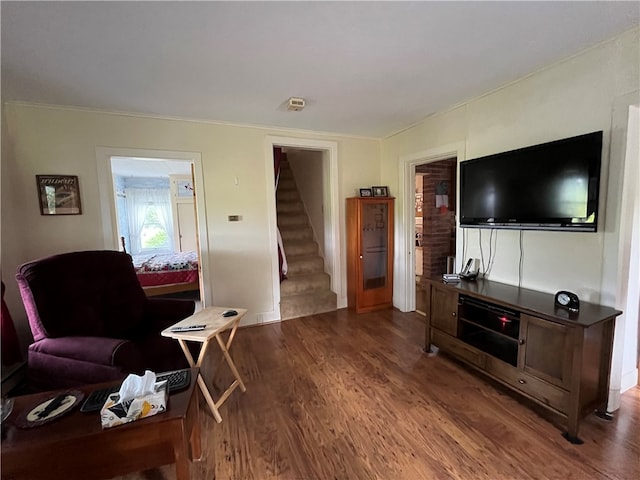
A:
[264, 136, 342, 322]
[396, 142, 465, 312]
[604, 92, 640, 410]
[95, 147, 212, 307]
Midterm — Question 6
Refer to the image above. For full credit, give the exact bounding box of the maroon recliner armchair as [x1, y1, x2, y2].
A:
[16, 250, 196, 391]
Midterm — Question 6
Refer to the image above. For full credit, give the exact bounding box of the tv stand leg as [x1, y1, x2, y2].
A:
[564, 413, 583, 445]
[561, 432, 584, 445]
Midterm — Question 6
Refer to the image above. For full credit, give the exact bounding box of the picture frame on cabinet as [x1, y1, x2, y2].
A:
[372, 186, 389, 197]
[359, 188, 373, 197]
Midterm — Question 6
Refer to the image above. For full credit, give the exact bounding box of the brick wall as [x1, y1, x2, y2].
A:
[417, 159, 456, 277]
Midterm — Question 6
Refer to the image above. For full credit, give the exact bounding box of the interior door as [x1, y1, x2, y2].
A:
[170, 173, 198, 252]
[176, 203, 197, 252]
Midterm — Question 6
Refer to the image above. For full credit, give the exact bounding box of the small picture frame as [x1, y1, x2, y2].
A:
[36, 175, 82, 215]
[372, 186, 389, 197]
[359, 188, 373, 197]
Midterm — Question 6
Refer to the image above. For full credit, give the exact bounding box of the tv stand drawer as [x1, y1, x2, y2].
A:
[486, 357, 568, 414]
[432, 330, 486, 370]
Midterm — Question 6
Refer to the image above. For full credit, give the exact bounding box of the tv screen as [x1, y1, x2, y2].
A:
[460, 131, 603, 232]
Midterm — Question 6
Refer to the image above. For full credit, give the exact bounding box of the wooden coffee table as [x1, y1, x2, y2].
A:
[1, 367, 201, 480]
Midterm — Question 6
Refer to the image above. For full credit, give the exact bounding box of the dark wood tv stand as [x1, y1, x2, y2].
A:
[422, 277, 622, 444]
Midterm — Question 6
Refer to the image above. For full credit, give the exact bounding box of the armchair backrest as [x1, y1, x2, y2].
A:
[16, 250, 148, 341]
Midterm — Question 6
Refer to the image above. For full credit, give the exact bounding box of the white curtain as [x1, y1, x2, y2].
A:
[125, 188, 174, 254]
[147, 188, 174, 252]
[125, 188, 149, 255]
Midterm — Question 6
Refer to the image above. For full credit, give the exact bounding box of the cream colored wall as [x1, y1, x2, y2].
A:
[382, 27, 639, 302]
[1, 104, 380, 344]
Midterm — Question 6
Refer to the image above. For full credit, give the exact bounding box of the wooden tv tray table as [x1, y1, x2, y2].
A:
[1, 368, 201, 480]
[161, 307, 247, 423]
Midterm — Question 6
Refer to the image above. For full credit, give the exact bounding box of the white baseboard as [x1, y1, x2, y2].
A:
[607, 389, 621, 412]
[256, 308, 281, 325]
[337, 294, 347, 309]
[607, 367, 639, 412]
[621, 368, 639, 393]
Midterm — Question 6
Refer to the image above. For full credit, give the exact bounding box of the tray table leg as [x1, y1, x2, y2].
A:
[173, 315, 246, 423]
[215, 331, 246, 393]
[197, 371, 223, 423]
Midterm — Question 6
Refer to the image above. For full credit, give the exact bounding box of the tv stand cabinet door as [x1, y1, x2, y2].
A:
[519, 314, 572, 390]
[430, 285, 458, 337]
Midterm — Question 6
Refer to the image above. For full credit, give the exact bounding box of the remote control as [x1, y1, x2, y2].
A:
[170, 324, 206, 332]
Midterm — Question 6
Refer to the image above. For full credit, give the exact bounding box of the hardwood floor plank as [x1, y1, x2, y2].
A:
[111, 308, 639, 480]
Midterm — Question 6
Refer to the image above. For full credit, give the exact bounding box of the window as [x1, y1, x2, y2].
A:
[140, 205, 171, 251]
[124, 187, 174, 255]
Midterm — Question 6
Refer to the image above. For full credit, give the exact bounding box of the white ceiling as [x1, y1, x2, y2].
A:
[2, 1, 638, 138]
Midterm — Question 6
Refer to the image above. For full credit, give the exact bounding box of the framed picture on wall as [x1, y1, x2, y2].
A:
[36, 175, 82, 215]
[372, 186, 389, 197]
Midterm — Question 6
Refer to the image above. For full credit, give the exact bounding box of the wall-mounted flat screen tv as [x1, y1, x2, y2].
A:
[459, 131, 603, 232]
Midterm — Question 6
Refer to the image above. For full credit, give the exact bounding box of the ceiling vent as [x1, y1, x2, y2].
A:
[287, 97, 305, 111]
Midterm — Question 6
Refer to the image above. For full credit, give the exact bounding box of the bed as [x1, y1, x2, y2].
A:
[122, 238, 200, 296]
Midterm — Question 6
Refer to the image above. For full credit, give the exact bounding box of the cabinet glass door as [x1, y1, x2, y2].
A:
[361, 202, 389, 290]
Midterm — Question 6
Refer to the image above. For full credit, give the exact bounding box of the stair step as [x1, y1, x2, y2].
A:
[279, 168, 294, 179]
[278, 213, 308, 228]
[278, 177, 297, 190]
[276, 190, 300, 202]
[280, 226, 313, 242]
[280, 290, 337, 321]
[277, 201, 305, 214]
[286, 255, 325, 274]
[282, 240, 318, 256]
[280, 272, 330, 296]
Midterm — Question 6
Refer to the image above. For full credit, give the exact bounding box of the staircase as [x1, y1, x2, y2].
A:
[277, 159, 337, 320]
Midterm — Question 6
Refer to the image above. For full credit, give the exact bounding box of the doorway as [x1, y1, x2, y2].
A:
[415, 158, 457, 277]
[414, 159, 457, 314]
[397, 142, 465, 313]
[264, 136, 341, 323]
[96, 147, 211, 307]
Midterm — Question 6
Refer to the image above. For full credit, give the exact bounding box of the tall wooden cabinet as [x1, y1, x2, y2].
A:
[346, 197, 394, 313]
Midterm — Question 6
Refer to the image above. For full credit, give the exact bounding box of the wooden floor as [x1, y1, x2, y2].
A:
[114, 308, 639, 480]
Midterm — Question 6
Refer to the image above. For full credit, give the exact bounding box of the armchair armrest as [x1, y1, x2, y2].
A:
[30, 336, 130, 366]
